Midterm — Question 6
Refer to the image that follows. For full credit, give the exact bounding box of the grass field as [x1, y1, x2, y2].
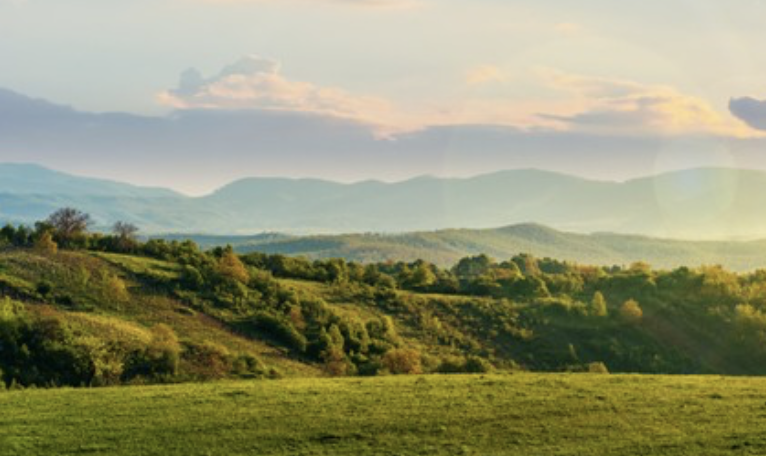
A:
[2, 373, 766, 455]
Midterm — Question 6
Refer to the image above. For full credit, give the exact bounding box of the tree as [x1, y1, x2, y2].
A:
[590, 291, 608, 317]
[453, 254, 493, 279]
[46, 208, 91, 248]
[113, 221, 138, 239]
[217, 247, 250, 285]
[406, 261, 437, 290]
[620, 299, 643, 323]
[112, 221, 139, 252]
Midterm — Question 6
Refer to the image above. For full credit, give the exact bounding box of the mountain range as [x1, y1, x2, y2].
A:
[3, 163, 766, 240]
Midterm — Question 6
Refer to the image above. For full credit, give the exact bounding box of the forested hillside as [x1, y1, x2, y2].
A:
[4, 210, 766, 388]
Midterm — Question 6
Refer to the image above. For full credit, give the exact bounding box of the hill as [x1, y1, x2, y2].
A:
[2, 373, 763, 455]
[183, 223, 766, 272]
[6, 222, 766, 389]
[7, 164, 766, 239]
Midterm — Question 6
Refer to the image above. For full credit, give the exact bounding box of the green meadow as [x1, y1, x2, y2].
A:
[2, 373, 766, 455]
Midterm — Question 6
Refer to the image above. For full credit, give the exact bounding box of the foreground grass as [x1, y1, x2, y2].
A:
[2, 373, 766, 455]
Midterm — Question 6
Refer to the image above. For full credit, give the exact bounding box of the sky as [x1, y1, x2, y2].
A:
[2, 0, 766, 194]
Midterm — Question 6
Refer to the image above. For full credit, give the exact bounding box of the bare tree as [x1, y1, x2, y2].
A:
[113, 221, 139, 252]
[113, 221, 139, 240]
[46, 208, 91, 247]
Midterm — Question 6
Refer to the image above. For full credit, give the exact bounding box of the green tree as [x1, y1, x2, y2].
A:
[620, 299, 643, 324]
[407, 261, 437, 290]
[453, 254, 493, 279]
[590, 291, 608, 317]
[217, 247, 250, 285]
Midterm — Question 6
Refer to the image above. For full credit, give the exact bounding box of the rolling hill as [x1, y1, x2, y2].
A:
[179, 223, 766, 272]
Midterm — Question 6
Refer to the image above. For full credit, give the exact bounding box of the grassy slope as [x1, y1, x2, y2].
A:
[0, 249, 320, 378]
[2, 373, 765, 455]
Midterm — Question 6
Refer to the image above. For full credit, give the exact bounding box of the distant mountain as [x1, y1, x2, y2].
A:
[182, 223, 766, 272]
[5, 164, 766, 240]
[193, 167, 766, 238]
[0, 163, 201, 231]
[0, 163, 179, 198]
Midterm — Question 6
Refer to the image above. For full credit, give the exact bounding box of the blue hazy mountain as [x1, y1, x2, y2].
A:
[1, 163, 766, 240]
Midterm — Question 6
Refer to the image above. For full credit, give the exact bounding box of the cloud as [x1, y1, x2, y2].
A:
[539, 71, 757, 137]
[729, 97, 766, 131]
[158, 55, 404, 134]
[465, 65, 509, 86]
[159, 59, 762, 139]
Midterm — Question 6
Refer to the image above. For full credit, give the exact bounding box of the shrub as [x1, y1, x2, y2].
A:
[464, 355, 493, 373]
[252, 313, 308, 353]
[34, 231, 58, 255]
[103, 273, 129, 303]
[588, 362, 610, 374]
[436, 355, 467, 374]
[322, 347, 353, 376]
[436, 355, 493, 374]
[124, 324, 181, 381]
[381, 348, 422, 375]
[181, 340, 232, 380]
[232, 354, 266, 379]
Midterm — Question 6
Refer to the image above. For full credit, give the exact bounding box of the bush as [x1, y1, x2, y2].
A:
[34, 231, 58, 255]
[588, 362, 610, 374]
[232, 354, 266, 379]
[181, 340, 232, 380]
[123, 324, 181, 381]
[381, 348, 422, 375]
[436, 355, 467, 374]
[436, 355, 493, 374]
[464, 355, 493, 373]
[251, 313, 308, 353]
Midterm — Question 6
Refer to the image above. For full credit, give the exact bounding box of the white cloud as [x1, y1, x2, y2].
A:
[538, 70, 759, 137]
[159, 59, 763, 139]
[158, 55, 405, 135]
